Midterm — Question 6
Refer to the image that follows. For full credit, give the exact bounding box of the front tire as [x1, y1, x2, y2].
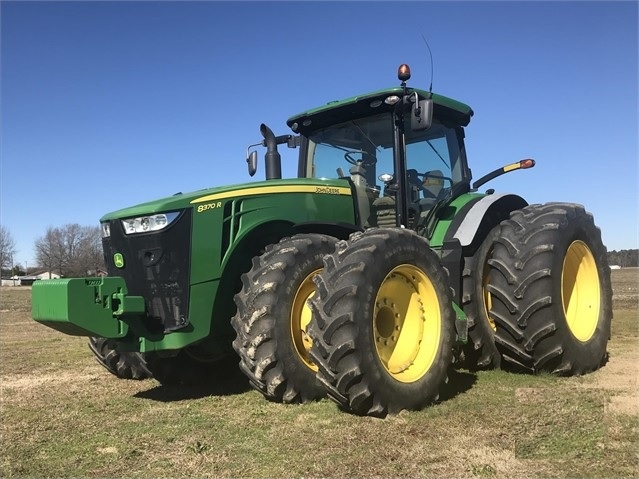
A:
[309, 228, 455, 417]
[88, 337, 152, 380]
[231, 233, 337, 403]
[487, 203, 612, 374]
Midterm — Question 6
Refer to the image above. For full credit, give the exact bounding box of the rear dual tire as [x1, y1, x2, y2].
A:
[487, 203, 612, 374]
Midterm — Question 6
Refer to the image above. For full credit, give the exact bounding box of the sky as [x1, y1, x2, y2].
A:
[1, 0, 637, 269]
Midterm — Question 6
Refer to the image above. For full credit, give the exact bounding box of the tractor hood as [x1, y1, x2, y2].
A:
[100, 177, 352, 222]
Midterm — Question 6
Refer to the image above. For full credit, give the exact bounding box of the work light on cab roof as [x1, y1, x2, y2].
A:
[398, 63, 411, 83]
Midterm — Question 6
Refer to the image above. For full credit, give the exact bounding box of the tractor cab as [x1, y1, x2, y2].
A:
[287, 64, 474, 233]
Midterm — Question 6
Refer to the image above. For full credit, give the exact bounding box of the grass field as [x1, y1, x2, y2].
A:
[1, 269, 637, 478]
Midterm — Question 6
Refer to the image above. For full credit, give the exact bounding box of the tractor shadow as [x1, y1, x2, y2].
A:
[438, 367, 478, 402]
[133, 362, 478, 405]
[134, 363, 251, 402]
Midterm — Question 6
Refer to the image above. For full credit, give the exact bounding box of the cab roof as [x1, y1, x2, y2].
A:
[287, 87, 474, 135]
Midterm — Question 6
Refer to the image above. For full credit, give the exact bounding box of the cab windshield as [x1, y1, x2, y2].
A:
[305, 112, 466, 199]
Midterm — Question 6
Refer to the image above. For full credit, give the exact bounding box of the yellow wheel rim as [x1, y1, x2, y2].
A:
[562, 240, 600, 342]
[374, 264, 441, 383]
[291, 269, 320, 371]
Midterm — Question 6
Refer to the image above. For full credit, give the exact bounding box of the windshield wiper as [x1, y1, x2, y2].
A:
[351, 121, 381, 154]
[426, 139, 450, 169]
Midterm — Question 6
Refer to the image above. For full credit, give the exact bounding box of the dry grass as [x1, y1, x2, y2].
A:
[1, 269, 637, 478]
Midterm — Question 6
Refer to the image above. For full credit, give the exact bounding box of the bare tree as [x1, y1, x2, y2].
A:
[70, 225, 104, 275]
[35, 224, 104, 277]
[35, 227, 63, 277]
[0, 225, 17, 272]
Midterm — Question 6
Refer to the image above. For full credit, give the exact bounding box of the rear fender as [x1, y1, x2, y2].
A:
[446, 193, 528, 251]
[433, 193, 527, 314]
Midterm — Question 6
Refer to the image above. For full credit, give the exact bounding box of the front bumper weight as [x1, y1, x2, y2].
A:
[31, 276, 145, 338]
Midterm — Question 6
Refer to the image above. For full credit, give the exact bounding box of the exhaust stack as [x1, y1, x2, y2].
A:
[260, 124, 282, 180]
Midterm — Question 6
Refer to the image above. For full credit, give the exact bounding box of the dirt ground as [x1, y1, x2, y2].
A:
[0, 268, 637, 478]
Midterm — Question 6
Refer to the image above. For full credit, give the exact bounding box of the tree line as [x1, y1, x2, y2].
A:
[607, 249, 639, 268]
[1, 224, 105, 278]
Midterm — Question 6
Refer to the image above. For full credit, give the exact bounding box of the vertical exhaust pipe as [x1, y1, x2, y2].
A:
[260, 123, 282, 180]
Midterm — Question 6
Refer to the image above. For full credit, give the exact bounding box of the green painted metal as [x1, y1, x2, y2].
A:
[288, 87, 473, 128]
[31, 277, 144, 338]
[428, 193, 485, 247]
[188, 179, 355, 285]
[452, 301, 468, 344]
[100, 177, 353, 222]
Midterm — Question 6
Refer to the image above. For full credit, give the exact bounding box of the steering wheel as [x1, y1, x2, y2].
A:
[344, 150, 377, 167]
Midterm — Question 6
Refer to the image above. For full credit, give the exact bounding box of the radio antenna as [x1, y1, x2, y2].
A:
[420, 33, 434, 97]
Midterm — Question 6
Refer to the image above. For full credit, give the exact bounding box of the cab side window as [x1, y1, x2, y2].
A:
[405, 124, 461, 200]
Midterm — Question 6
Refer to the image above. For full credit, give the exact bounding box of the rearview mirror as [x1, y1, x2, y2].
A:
[247, 150, 258, 177]
[411, 97, 433, 131]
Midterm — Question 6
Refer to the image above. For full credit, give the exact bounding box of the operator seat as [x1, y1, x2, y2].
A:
[423, 170, 445, 198]
[418, 169, 445, 215]
[349, 163, 374, 227]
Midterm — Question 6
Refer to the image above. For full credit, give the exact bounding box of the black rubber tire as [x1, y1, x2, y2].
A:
[487, 203, 612, 374]
[461, 225, 501, 369]
[231, 233, 338, 403]
[308, 228, 455, 417]
[88, 337, 153, 380]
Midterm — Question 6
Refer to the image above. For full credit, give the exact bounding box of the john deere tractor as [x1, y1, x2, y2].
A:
[31, 64, 612, 417]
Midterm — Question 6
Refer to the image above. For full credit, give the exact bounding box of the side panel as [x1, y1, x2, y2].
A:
[428, 193, 484, 247]
[428, 192, 528, 249]
[189, 183, 355, 285]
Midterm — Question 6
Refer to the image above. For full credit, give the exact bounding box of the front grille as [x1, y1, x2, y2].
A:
[102, 210, 192, 333]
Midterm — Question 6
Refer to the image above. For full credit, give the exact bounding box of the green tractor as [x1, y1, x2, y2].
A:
[31, 64, 612, 417]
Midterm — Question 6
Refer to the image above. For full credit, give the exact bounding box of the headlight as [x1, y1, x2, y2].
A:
[101, 222, 111, 238]
[121, 212, 180, 235]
